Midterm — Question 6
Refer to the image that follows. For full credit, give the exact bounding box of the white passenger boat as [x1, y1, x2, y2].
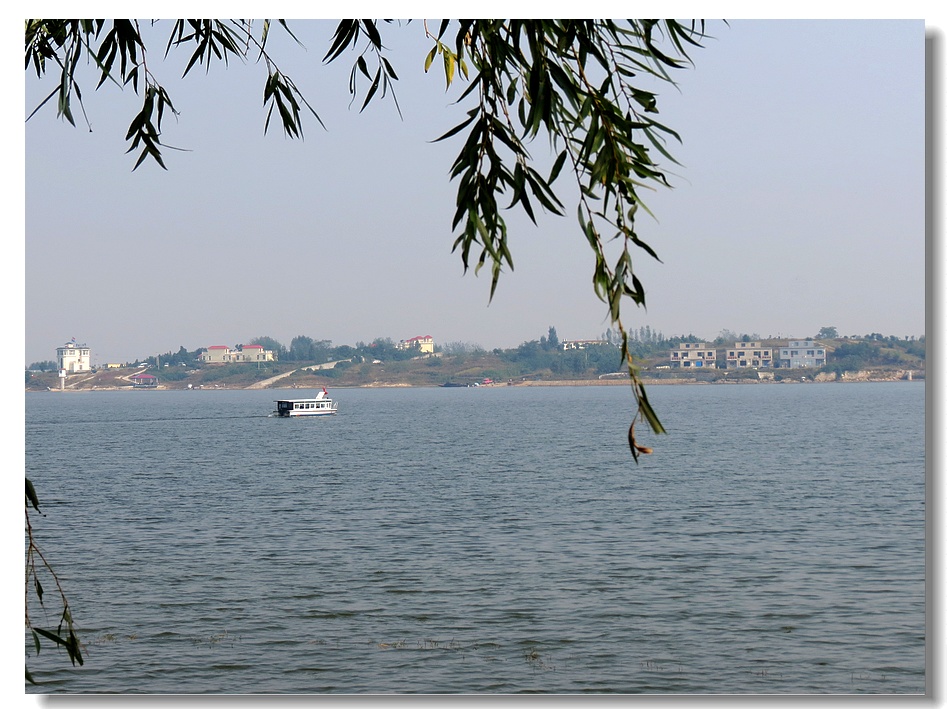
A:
[273, 388, 338, 417]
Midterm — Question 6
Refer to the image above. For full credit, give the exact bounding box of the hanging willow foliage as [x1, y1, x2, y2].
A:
[26, 19, 708, 458]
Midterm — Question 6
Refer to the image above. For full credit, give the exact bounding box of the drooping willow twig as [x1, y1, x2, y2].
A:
[25, 478, 83, 684]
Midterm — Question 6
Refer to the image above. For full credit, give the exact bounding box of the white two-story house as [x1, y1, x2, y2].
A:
[57, 339, 91, 373]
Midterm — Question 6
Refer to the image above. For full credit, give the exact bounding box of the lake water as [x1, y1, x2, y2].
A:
[24, 382, 926, 694]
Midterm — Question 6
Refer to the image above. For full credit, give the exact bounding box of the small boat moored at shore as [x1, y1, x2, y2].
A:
[273, 388, 338, 417]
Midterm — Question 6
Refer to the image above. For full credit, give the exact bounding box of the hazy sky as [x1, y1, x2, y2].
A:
[23, 19, 928, 366]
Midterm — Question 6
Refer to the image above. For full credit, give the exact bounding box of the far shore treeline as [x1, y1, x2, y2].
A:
[26, 328, 925, 391]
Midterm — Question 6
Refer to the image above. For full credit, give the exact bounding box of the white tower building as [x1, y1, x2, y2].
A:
[57, 338, 91, 373]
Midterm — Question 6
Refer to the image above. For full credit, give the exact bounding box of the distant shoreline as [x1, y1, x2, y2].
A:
[32, 376, 920, 392]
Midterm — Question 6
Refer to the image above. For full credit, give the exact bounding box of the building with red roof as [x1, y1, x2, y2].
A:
[395, 335, 435, 354]
[130, 372, 158, 388]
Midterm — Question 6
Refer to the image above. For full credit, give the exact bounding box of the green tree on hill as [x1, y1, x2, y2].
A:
[249, 336, 287, 360]
[546, 326, 560, 351]
[286, 335, 333, 363]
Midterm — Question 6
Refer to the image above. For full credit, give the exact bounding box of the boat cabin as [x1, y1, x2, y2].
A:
[273, 390, 337, 417]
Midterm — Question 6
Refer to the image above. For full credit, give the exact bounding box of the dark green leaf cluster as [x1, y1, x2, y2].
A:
[25, 19, 319, 168]
[326, 20, 401, 115]
[26, 20, 102, 128]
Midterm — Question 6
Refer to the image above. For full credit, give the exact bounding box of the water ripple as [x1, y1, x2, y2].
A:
[25, 384, 925, 694]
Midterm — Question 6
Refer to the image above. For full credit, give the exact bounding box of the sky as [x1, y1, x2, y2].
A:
[21, 18, 931, 366]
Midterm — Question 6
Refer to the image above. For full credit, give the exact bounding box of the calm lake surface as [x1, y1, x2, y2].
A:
[25, 382, 926, 694]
